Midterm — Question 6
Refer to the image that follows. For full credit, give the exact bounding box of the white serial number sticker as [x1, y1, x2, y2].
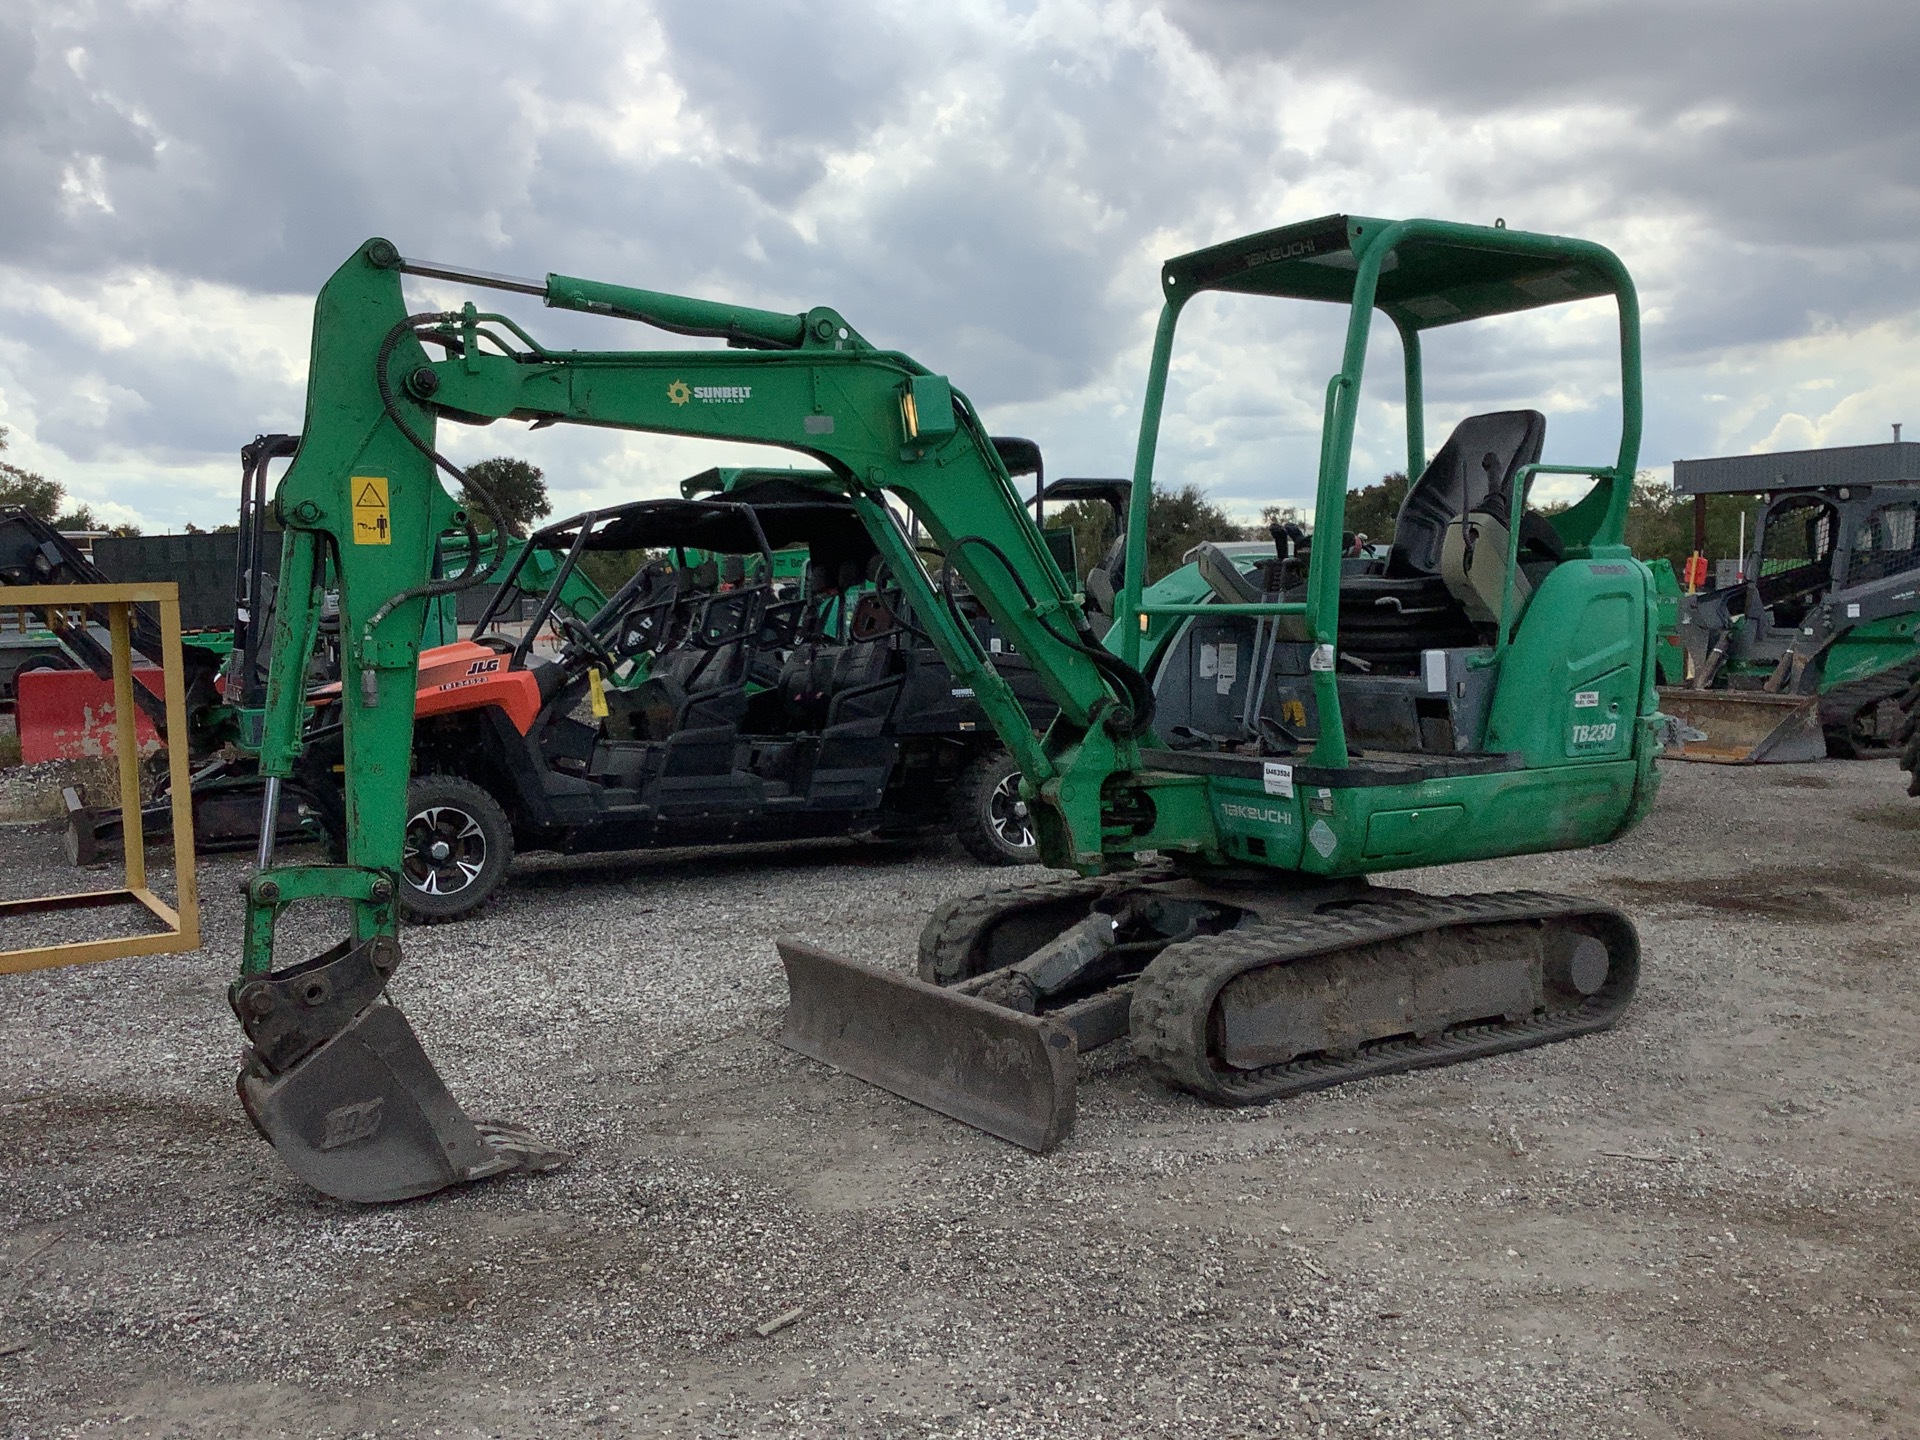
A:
[1571, 722, 1618, 745]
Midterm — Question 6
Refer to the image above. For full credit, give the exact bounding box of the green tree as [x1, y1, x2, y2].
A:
[1042, 498, 1121, 583]
[1042, 484, 1254, 584]
[1145, 484, 1252, 581]
[1041, 483, 1268, 585]
[1617, 471, 1751, 575]
[48, 501, 140, 537]
[0, 426, 64, 519]
[1259, 504, 1306, 531]
[1342, 472, 1408, 543]
[461, 456, 551, 536]
[578, 548, 660, 598]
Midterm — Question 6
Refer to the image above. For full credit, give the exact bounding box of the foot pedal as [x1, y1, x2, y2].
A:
[232, 937, 568, 1203]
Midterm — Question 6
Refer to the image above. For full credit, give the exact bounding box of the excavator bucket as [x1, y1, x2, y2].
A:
[231, 937, 568, 1203]
[776, 940, 1078, 1151]
[1656, 687, 1826, 764]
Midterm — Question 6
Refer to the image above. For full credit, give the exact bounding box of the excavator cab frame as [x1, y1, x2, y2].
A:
[1117, 215, 1643, 764]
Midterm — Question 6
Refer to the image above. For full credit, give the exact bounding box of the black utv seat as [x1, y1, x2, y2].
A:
[618, 578, 768, 741]
[1336, 410, 1548, 664]
[823, 590, 904, 727]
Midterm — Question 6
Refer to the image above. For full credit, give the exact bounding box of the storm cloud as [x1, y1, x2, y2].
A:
[0, 0, 1914, 529]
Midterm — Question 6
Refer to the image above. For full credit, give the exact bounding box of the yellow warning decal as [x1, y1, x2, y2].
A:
[351, 476, 391, 545]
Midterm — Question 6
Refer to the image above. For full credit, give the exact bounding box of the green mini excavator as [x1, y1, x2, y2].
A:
[235, 217, 1660, 1201]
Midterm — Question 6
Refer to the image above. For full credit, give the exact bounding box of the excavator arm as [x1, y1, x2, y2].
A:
[235, 239, 1212, 1200]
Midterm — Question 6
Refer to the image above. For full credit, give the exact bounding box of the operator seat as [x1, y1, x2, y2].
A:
[1336, 410, 1548, 664]
[1384, 411, 1547, 579]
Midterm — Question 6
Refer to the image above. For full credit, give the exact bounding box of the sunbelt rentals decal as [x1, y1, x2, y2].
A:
[668, 380, 752, 405]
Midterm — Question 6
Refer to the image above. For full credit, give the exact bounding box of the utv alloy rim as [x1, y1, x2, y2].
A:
[988, 773, 1035, 852]
[403, 805, 487, 896]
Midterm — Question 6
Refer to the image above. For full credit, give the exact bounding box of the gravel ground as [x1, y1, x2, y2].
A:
[2, 759, 1918, 1438]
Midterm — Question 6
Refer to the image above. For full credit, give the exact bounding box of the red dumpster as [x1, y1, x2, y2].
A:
[16, 667, 164, 763]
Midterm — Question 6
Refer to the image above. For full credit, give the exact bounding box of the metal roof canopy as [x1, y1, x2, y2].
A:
[1161, 213, 1622, 329]
[1672, 442, 1920, 496]
[533, 497, 777, 556]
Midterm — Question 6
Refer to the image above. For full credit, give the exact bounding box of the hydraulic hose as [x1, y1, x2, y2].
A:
[938, 534, 1156, 739]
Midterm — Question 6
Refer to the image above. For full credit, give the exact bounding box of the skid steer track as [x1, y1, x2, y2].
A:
[1820, 654, 1920, 755]
[1131, 890, 1639, 1105]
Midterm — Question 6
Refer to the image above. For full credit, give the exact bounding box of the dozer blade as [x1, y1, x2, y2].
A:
[231, 937, 568, 1203]
[1657, 687, 1826, 763]
[777, 940, 1077, 1151]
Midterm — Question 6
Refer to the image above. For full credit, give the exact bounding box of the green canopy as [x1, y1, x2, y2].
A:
[1162, 213, 1622, 330]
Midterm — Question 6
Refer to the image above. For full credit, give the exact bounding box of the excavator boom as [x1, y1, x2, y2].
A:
[237, 239, 1167, 1198]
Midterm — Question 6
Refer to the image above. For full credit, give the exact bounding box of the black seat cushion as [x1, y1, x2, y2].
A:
[628, 673, 688, 741]
[1339, 573, 1457, 613]
[778, 643, 832, 728]
[1386, 410, 1546, 578]
[826, 637, 902, 726]
[830, 637, 893, 693]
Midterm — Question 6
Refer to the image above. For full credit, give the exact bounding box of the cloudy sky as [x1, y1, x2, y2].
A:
[3, 0, 1916, 533]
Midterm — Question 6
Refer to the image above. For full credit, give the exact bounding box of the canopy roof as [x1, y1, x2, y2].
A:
[1161, 214, 1623, 330]
[534, 471, 869, 559]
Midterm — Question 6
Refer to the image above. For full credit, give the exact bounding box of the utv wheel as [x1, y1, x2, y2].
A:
[399, 775, 514, 923]
[952, 749, 1038, 866]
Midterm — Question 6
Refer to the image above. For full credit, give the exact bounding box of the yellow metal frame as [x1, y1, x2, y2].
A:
[0, 582, 200, 973]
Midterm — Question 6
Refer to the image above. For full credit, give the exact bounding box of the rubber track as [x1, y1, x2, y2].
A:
[1819, 652, 1920, 737]
[917, 871, 1140, 984]
[1130, 889, 1639, 1106]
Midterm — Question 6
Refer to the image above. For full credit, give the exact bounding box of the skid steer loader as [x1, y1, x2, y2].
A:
[1662, 481, 1920, 763]
[236, 217, 1659, 1201]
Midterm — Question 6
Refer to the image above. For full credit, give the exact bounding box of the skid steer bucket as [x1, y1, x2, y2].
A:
[231, 937, 568, 1203]
[1656, 688, 1826, 764]
[776, 940, 1078, 1151]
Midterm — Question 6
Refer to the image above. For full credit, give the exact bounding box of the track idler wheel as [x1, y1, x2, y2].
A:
[229, 935, 568, 1203]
